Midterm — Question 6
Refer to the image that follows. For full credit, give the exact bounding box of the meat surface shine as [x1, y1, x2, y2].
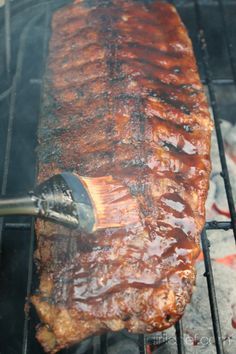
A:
[31, 1, 212, 352]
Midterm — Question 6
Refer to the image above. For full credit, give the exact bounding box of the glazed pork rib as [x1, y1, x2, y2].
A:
[31, 0, 212, 353]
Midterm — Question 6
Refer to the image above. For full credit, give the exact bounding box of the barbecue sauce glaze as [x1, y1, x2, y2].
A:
[32, 1, 212, 352]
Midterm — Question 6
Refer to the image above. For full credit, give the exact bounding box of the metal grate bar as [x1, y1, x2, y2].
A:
[175, 321, 185, 354]
[21, 5, 51, 353]
[138, 334, 147, 354]
[100, 334, 107, 354]
[218, 0, 236, 83]
[205, 221, 232, 231]
[0, 86, 12, 101]
[201, 78, 235, 85]
[0, 81, 16, 258]
[4, 0, 11, 74]
[193, 1, 234, 353]
[4, 222, 32, 230]
[194, 0, 236, 242]
[92, 337, 102, 354]
[201, 229, 224, 354]
[2, 220, 233, 232]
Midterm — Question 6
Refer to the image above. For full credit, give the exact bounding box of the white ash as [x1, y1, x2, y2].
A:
[206, 120, 236, 221]
[181, 242, 236, 354]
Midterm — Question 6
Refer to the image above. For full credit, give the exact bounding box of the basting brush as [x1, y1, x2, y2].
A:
[0, 172, 140, 233]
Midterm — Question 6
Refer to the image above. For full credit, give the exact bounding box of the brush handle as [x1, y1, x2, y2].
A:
[0, 173, 96, 231]
[0, 195, 39, 216]
[0, 193, 79, 228]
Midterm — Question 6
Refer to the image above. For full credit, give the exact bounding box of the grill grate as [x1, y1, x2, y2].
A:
[0, 1, 235, 354]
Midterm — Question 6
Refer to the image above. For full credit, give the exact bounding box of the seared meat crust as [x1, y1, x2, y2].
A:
[32, 1, 212, 352]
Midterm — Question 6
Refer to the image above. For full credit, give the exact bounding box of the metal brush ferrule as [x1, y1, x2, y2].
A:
[61, 172, 95, 233]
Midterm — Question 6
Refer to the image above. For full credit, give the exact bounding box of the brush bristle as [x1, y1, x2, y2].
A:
[79, 176, 140, 231]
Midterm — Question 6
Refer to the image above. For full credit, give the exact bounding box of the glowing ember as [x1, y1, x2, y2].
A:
[214, 254, 236, 269]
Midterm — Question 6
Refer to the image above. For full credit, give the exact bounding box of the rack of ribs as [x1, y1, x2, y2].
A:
[31, 0, 212, 352]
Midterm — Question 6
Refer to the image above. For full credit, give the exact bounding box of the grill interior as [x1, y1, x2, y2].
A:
[0, 1, 235, 353]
